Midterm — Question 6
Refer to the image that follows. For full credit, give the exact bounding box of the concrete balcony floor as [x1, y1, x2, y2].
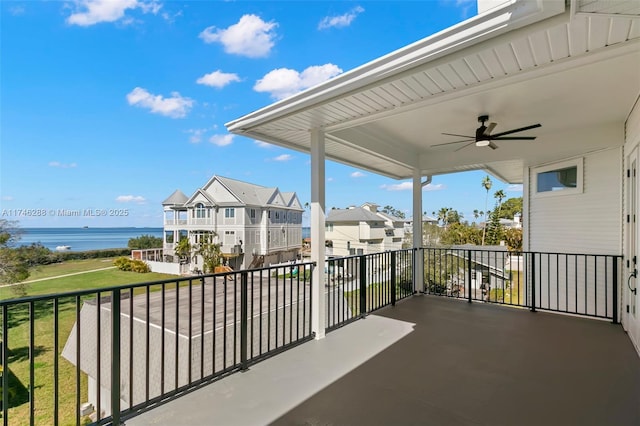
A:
[128, 295, 640, 426]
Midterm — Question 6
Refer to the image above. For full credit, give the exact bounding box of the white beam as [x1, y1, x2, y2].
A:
[412, 171, 424, 293]
[310, 129, 326, 339]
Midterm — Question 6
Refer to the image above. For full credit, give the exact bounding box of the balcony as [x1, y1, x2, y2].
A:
[129, 296, 640, 426]
[1, 248, 638, 425]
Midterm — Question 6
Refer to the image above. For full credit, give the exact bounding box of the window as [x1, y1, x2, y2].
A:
[165, 231, 174, 244]
[534, 158, 583, 197]
[225, 208, 235, 218]
[250, 209, 256, 219]
[224, 230, 235, 246]
[195, 203, 207, 219]
[326, 223, 333, 232]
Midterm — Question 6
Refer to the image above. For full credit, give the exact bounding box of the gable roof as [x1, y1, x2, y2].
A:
[226, 2, 640, 184]
[376, 211, 405, 223]
[192, 175, 302, 210]
[185, 189, 217, 206]
[327, 207, 385, 223]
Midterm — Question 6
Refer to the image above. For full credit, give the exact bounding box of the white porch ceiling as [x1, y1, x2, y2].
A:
[227, 2, 640, 184]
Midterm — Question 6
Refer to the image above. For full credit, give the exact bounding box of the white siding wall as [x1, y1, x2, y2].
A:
[528, 146, 622, 255]
[526, 126, 625, 321]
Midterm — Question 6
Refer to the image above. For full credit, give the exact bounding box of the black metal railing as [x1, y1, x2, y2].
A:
[0, 262, 314, 426]
[326, 249, 414, 331]
[422, 247, 621, 321]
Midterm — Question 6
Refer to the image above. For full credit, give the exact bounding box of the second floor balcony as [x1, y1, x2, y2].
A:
[1, 247, 638, 425]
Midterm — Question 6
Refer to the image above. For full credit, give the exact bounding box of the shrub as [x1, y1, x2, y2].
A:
[113, 257, 150, 273]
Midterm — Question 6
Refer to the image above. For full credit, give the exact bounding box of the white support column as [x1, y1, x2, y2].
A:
[310, 128, 326, 339]
[412, 170, 424, 294]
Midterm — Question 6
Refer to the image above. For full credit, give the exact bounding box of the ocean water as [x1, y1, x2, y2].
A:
[18, 227, 164, 252]
[18, 227, 310, 252]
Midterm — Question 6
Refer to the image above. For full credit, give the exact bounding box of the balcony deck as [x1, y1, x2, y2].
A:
[127, 295, 640, 426]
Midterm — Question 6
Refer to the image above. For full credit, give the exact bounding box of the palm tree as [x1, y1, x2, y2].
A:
[481, 176, 493, 245]
[195, 232, 222, 273]
[437, 207, 452, 229]
[174, 237, 192, 263]
[494, 189, 506, 218]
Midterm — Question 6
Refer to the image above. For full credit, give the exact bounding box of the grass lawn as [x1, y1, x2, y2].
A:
[1, 269, 177, 301]
[25, 258, 118, 281]
[1, 264, 179, 425]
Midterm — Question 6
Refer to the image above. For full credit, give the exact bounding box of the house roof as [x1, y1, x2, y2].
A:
[175, 175, 303, 210]
[226, 1, 640, 183]
[162, 189, 189, 206]
[327, 207, 384, 223]
[376, 211, 405, 223]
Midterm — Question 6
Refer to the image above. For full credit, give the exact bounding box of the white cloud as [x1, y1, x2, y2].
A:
[199, 14, 277, 58]
[327, 177, 335, 182]
[138, 0, 161, 15]
[185, 128, 207, 144]
[318, 6, 364, 30]
[254, 140, 272, 148]
[116, 195, 146, 204]
[49, 161, 77, 168]
[350, 171, 365, 178]
[67, 0, 160, 26]
[196, 70, 241, 88]
[380, 182, 412, 191]
[126, 87, 193, 118]
[424, 183, 446, 191]
[254, 64, 343, 100]
[272, 154, 292, 162]
[1, 196, 14, 201]
[209, 134, 234, 146]
[379, 182, 446, 191]
[507, 184, 523, 192]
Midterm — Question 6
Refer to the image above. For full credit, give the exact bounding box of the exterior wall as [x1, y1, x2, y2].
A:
[528, 145, 623, 255]
[147, 260, 182, 275]
[526, 125, 625, 324]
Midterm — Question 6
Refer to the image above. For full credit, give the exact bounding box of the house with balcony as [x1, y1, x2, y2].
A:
[326, 202, 404, 257]
[160, 175, 303, 272]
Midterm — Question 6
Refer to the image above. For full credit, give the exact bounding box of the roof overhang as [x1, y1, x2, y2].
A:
[227, 0, 640, 183]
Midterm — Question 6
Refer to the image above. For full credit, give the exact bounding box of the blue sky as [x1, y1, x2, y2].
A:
[0, 0, 522, 228]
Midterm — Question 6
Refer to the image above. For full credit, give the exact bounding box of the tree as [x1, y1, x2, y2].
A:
[485, 209, 503, 245]
[381, 205, 406, 219]
[440, 222, 482, 246]
[446, 209, 463, 225]
[481, 175, 493, 245]
[499, 197, 523, 220]
[174, 237, 192, 263]
[0, 220, 30, 296]
[494, 189, 506, 218]
[195, 232, 222, 273]
[503, 228, 523, 252]
[437, 207, 450, 228]
[128, 234, 163, 249]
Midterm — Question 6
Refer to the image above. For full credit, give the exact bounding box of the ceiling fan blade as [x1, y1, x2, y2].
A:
[454, 142, 476, 152]
[491, 123, 541, 137]
[442, 132, 475, 138]
[432, 139, 474, 147]
[484, 122, 497, 136]
[488, 141, 498, 150]
[491, 136, 537, 140]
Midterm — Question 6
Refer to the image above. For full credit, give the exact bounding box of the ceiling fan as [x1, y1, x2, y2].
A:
[434, 115, 541, 151]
